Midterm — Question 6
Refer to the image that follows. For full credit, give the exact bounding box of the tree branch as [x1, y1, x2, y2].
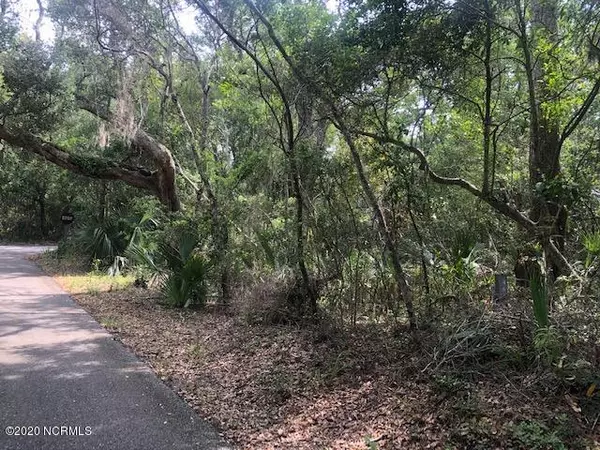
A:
[560, 75, 600, 145]
[77, 96, 180, 211]
[355, 129, 537, 231]
[0, 124, 158, 193]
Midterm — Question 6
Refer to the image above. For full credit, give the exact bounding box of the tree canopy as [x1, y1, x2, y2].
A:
[0, 0, 599, 334]
[2, 0, 600, 446]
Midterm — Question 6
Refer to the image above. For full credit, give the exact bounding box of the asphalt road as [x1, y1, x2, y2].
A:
[0, 245, 230, 450]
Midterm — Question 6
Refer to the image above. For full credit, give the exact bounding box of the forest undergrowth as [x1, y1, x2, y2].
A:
[38, 254, 600, 450]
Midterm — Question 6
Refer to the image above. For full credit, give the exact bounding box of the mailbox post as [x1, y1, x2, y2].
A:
[61, 211, 74, 238]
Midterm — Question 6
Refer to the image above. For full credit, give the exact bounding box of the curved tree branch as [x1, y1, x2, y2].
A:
[0, 124, 157, 192]
[354, 129, 538, 231]
[77, 96, 180, 211]
[560, 75, 600, 145]
[0, 98, 181, 211]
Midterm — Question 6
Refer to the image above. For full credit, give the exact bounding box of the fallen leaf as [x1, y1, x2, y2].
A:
[587, 383, 596, 397]
[565, 394, 582, 413]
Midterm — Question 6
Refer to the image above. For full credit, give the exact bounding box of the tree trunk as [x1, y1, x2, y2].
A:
[99, 181, 108, 222]
[528, 0, 566, 276]
[180, 76, 231, 305]
[38, 188, 47, 238]
[291, 157, 316, 316]
[337, 122, 417, 329]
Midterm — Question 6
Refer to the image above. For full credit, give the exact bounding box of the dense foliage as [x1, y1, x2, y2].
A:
[1, 2, 599, 439]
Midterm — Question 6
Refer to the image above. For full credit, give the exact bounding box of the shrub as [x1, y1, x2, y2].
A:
[74, 218, 127, 263]
[533, 326, 563, 365]
[583, 232, 600, 268]
[510, 420, 566, 450]
[160, 249, 209, 308]
[235, 269, 297, 324]
[65, 210, 159, 274]
[128, 232, 209, 308]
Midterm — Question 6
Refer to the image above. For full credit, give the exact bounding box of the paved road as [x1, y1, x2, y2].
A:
[0, 245, 230, 450]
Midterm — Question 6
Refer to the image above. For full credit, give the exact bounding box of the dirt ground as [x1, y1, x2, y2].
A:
[36, 285, 594, 449]
[35, 254, 599, 450]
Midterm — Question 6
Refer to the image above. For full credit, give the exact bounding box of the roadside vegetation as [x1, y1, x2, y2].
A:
[1, 0, 600, 447]
[38, 252, 134, 294]
[37, 249, 600, 449]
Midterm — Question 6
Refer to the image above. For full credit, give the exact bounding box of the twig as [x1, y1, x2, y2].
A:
[501, 372, 533, 403]
[592, 412, 599, 433]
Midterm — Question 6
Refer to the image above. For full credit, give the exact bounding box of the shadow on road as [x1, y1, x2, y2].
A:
[0, 245, 229, 450]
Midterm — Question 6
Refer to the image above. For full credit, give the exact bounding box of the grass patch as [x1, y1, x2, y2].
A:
[510, 420, 567, 450]
[100, 316, 123, 330]
[36, 251, 134, 294]
[55, 273, 134, 295]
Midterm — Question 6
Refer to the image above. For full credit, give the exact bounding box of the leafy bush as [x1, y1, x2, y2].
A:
[583, 232, 600, 268]
[160, 250, 208, 308]
[75, 217, 128, 263]
[129, 232, 209, 308]
[66, 210, 159, 275]
[533, 326, 563, 365]
[436, 230, 485, 300]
